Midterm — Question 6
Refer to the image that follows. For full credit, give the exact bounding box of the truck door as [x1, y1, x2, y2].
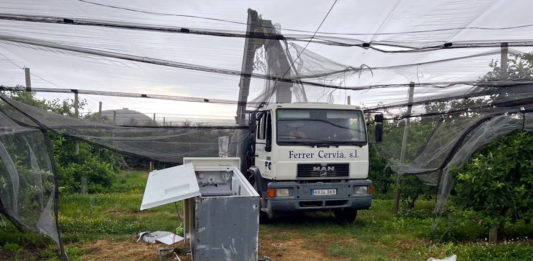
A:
[255, 111, 273, 177]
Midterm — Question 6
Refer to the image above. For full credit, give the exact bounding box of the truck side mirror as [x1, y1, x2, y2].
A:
[265, 139, 272, 152]
[375, 124, 383, 142]
[374, 114, 383, 143]
[265, 112, 272, 152]
[374, 114, 383, 123]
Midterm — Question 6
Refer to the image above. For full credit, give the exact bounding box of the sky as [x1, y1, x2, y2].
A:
[1, 0, 533, 124]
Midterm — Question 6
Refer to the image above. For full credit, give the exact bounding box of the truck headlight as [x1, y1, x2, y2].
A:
[354, 186, 368, 195]
[276, 188, 290, 197]
[267, 188, 290, 197]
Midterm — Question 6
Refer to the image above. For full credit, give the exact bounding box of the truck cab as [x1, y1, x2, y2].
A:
[247, 103, 372, 222]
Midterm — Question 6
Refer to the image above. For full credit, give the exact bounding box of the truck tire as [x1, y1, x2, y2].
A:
[264, 200, 277, 222]
[252, 177, 275, 223]
[333, 208, 357, 223]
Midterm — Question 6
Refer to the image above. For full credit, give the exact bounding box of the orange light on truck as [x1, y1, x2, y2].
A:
[369, 185, 374, 194]
[267, 188, 276, 198]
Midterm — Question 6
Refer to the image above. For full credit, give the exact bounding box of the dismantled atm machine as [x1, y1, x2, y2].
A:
[140, 157, 260, 261]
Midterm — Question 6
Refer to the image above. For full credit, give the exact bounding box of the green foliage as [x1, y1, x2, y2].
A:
[368, 144, 394, 195]
[53, 135, 119, 193]
[2, 242, 22, 252]
[458, 244, 533, 261]
[401, 175, 434, 209]
[452, 131, 533, 228]
[480, 53, 533, 81]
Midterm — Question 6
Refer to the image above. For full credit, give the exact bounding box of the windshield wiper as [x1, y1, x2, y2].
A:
[298, 141, 336, 148]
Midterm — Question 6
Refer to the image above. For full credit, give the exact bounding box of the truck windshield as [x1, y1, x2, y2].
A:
[276, 109, 366, 146]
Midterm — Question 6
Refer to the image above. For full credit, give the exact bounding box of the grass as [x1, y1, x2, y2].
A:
[1, 170, 532, 260]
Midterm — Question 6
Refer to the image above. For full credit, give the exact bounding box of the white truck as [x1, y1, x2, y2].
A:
[245, 102, 373, 222]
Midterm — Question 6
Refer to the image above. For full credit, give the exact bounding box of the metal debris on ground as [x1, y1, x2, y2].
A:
[137, 231, 184, 245]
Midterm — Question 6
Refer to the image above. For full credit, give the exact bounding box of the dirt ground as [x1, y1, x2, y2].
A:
[76, 236, 346, 261]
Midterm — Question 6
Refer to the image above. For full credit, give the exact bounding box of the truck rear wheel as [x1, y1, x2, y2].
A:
[333, 208, 357, 223]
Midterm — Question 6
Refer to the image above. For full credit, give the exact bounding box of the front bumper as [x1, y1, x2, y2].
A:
[266, 179, 372, 211]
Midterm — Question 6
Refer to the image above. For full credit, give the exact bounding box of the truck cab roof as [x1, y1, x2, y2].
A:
[261, 103, 362, 111]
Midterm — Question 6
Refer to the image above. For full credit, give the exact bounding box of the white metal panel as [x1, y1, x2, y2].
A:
[183, 157, 241, 169]
[140, 163, 200, 210]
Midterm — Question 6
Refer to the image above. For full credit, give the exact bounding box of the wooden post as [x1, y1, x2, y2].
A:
[393, 82, 415, 213]
[113, 110, 117, 124]
[347, 95, 351, 105]
[24, 67, 31, 92]
[163, 117, 166, 126]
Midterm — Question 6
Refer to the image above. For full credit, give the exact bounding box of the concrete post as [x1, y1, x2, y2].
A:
[98, 101, 102, 118]
[24, 68, 31, 92]
[501, 43, 508, 80]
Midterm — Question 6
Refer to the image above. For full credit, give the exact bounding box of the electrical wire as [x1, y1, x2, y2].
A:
[0, 50, 65, 88]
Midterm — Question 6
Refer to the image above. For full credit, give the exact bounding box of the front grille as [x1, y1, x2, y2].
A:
[297, 163, 349, 178]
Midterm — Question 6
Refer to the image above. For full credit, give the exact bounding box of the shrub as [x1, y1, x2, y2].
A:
[451, 131, 533, 238]
[368, 144, 394, 195]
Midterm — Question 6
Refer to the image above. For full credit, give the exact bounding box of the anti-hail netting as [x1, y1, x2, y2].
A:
[1, 0, 533, 256]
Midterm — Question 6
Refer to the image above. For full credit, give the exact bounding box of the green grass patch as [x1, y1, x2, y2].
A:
[1, 170, 532, 260]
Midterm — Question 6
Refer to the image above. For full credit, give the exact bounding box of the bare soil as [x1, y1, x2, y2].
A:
[75, 236, 347, 261]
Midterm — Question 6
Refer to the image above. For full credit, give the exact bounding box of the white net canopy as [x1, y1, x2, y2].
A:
[1, 0, 533, 256]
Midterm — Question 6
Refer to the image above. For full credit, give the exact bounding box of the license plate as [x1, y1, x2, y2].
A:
[312, 189, 336, 196]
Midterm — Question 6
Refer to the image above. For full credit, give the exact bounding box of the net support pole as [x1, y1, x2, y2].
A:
[394, 82, 415, 213]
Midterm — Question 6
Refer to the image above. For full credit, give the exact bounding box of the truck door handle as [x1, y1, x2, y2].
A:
[255, 155, 259, 157]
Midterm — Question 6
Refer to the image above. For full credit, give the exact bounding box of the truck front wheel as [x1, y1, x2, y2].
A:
[333, 208, 357, 223]
[251, 176, 276, 223]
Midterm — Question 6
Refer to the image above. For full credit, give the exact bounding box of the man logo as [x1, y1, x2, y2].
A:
[313, 166, 335, 176]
